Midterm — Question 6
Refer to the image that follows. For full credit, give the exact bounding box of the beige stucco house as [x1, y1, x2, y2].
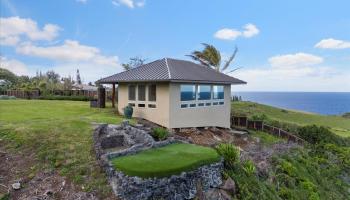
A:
[98, 58, 246, 129]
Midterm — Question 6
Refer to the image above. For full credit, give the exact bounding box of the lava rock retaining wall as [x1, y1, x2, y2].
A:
[93, 122, 223, 200]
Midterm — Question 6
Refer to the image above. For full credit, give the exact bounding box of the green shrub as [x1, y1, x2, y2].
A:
[242, 160, 256, 176]
[342, 112, 350, 118]
[0, 95, 16, 100]
[151, 127, 168, 141]
[216, 143, 240, 168]
[37, 95, 93, 101]
[251, 114, 268, 121]
[298, 125, 350, 146]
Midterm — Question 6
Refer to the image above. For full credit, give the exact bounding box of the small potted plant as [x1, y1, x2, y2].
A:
[123, 105, 133, 119]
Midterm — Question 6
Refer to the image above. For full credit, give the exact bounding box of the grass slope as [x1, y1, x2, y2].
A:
[0, 100, 128, 197]
[111, 143, 220, 178]
[232, 101, 350, 137]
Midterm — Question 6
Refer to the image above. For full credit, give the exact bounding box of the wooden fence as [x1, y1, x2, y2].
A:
[231, 116, 306, 144]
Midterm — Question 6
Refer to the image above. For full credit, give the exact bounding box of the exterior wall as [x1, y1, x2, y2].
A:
[169, 83, 231, 128]
[117, 82, 170, 128]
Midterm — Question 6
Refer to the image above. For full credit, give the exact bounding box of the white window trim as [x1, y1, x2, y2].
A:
[180, 84, 225, 109]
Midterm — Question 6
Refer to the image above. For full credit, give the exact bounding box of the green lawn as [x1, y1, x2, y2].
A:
[0, 100, 129, 197]
[111, 143, 220, 178]
[232, 101, 350, 137]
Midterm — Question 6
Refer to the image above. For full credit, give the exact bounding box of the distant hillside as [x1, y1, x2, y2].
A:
[232, 101, 350, 137]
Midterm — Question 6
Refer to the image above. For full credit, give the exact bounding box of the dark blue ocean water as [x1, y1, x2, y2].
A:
[233, 92, 350, 115]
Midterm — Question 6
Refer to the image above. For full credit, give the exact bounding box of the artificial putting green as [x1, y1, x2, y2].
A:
[111, 143, 220, 178]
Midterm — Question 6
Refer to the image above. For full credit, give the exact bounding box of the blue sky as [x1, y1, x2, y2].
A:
[1, 0, 350, 91]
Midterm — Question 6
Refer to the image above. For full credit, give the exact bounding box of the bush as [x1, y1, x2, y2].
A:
[298, 125, 350, 146]
[151, 127, 168, 141]
[216, 143, 240, 168]
[242, 160, 256, 176]
[37, 95, 93, 101]
[0, 95, 16, 100]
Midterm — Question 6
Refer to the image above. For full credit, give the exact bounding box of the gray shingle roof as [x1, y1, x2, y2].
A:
[98, 58, 246, 84]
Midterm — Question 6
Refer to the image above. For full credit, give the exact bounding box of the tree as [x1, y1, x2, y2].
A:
[76, 69, 82, 84]
[0, 68, 18, 91]
[46, 70, 60, 84]
[61, 76, 75, 90]
[122, 56, 146, 71]
[187, 43, 241, 73]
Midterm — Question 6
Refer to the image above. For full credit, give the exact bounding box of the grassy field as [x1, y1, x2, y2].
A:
[0, 100, 128, 197]
[111, 143, 220, 178]
[232, 101, 350, 137]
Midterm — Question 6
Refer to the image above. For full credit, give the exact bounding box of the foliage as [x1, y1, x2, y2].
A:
[151, 127, 169, 141]
[0, 100, 131, 198]
[0, 95, 16, 100]
[342, 112, 350, 118]
[37, 95, 94, 101]
[111, 143, 220, 178]
[232, 95, 242, 101]
[188, 43, 240, 73]
[122, 56, 146, 71]
[298, 125, 350, 146]
[0, 68, 17, 91]
[250, 131, 284, 146]
[242, 160, 256, 176]
[216, 143, 240, 168]
[232, 101, 350, 137]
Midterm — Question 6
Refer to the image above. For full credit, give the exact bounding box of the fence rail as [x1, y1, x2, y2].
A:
[231, 116, 306, 144]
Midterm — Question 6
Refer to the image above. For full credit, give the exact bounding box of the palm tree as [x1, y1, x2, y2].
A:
[187, 43, 241, 73]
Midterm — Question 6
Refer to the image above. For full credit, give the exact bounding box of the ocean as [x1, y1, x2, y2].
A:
[233, 92, 350, 115]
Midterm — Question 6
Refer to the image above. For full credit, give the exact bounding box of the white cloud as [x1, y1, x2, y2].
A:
[16, 40, 119, 66]
[0, 17, 61, 46]
[242, 23, 260, 38]
[315, 38, 350, 49]
[76, 0, 87, 3]
[214, 23, 259, 40]
[214, 28, 242, 40]
[268, 53, 323, 69]
[0, 56, 29, 75]
[230, 52, 350, 92]
[112, 0, 145, 8]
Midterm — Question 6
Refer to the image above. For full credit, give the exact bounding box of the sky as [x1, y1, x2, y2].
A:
[1, 0, 350, 92]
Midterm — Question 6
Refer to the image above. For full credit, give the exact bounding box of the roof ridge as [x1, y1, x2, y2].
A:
[164, 58, 171, 79]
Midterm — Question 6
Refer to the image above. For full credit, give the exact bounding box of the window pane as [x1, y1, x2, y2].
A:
[128, 85, 136, 100]
[198, 85, 211, 100]
[148, 84, 156, 101]
[138, 85, 146, 101]
[181, 104, 188, 108]
[181, 84, 196, 101]
[213, 85, 224, 99]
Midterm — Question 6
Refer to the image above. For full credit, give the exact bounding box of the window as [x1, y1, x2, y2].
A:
[190, 103, 196, 107]
[219, 102, 224, 105]
[213, 102, 219, 105]
[128, 85, 136, 100]
[198, 103, 204, 107]
[181, 104, 188, 108]
[205, 102, 211, 106]
[138, 103, 145, 108]
[197, 85, 211, 100]
[128, 103, 135, 107]
[181, 84, 196, 101]
[148, 104, 156, 108]
[148, 84, 156, 101]
[138, 85, 146, 101]
[213, 85, 224, 99]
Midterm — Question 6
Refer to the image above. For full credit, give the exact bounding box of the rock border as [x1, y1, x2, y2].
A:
[93, 122, 223, 200]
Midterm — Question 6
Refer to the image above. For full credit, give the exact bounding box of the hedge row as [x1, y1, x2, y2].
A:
[37, 95, 94, 101]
